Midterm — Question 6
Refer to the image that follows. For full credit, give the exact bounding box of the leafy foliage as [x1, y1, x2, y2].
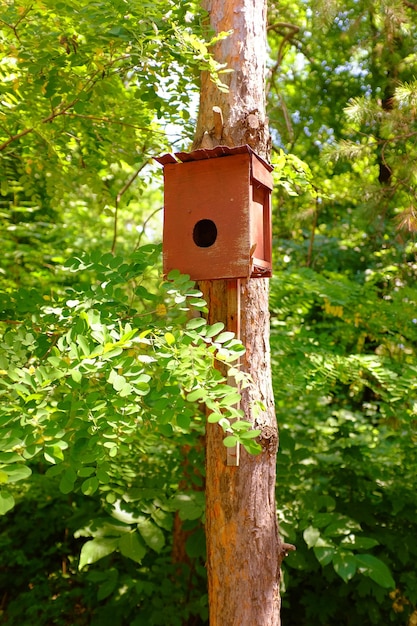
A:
[0, 245, 256, 513]
[0, 243, 255, 623]
[2, 0, 417, 624]
[268, 0, 417, 623]
[0, 2, 247, 623]
[0, 474, 208, 625]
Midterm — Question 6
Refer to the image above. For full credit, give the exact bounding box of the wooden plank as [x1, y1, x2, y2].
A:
[251, 153, 273, 189]
[226, 278, 241, 467]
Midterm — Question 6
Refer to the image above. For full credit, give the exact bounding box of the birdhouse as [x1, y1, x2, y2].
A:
[155, 145, 273, 281]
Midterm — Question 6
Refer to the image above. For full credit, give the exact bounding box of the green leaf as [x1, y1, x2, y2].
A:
[355, 554, 395, 588]
[77, 466, 96, 478]
[324, 517, 361, 536]
[223, 435, 238, 448]
[96, 467, 111, 484]
[340, 535, 379, 550]
[332, 552, 357, 582]
[77, 335, 91, 356]
[59, 468, 77, 494]
[186, 388, 207, 402]
[119, 531, 147, 563]
[238, 429, 261, 440]
[101, 347, 123, 360]
[78, 538, 119, 570]
[97, 568, 119, 601]
[151, 508, 173, 531]
[5, 465, 32, 483]
[137, 517, 165, 553]
[71, 369, 82, 383]
[0, 491, 15, 515]
[186, 529, 206, 559]
[314, 546, 336, 566]
[207, 411, 223, 423]
[164, 332, 176, 345]
[303, 526, 320, 548]
[44, 445, 64, 464]
[171, 494, 204, 521]
[81, 477, 99, 496]
[241, 438, 262, 455]
[215, 331, 236, 344]
[176, 413, 191, 430]
[188, 298, 207, 308]
[205, 322, 225, 338]
[229, 420, 251, 432]
[220, 392, 241, 406]
[110, 372, 127, 392]
[166, 269, 182, 281]
[186, 317, 207, 330]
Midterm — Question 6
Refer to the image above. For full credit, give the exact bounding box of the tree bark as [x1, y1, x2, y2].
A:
[194, 0, 270, 156]
[194, 1, 281, 624]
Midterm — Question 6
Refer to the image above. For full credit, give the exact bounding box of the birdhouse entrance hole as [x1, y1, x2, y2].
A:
[193, 219, 218, 248]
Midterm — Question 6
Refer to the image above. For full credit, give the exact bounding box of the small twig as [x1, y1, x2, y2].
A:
[280, 542, 296, 558]
[134, 206, 163, 250]
[278, 93, 294, 146]
[0, 18, 20, 40]
[111, 160, 150, 254]
[13, 4, 33, 29]
[0, 57, 130, 152]
[0, 96, 83, 152]
[38, 333, 60, 361]
[267, 23, 300, 68]
[267, 21, 300, 33]
[63, 112, 167, 135]
[266, 22, 300, 95]
[0, 3, 33, 42]
[278, 29, 300, 68]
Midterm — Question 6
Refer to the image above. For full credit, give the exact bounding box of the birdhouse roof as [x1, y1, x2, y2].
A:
[155, 144, 273, 172]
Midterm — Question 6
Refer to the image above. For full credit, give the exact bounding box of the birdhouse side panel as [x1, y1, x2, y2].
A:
[251, 185, 266, 259]
[250, 182, 272, 276]
[163, 155, 252, 280]
[247, 153, 273, 277]
[251, 153, 273, 190]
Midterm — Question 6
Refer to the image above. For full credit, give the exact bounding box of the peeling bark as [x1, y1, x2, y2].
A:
[193, 0, 271, 157]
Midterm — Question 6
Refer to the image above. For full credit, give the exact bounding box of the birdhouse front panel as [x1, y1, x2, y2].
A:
[157, 145, 273, 281]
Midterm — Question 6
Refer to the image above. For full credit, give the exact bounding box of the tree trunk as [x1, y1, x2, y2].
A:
[194, 1, 281, 624]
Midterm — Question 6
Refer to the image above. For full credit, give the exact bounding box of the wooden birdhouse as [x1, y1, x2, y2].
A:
[156, 145, 273, 281]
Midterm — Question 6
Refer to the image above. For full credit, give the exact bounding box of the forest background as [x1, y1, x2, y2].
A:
[1, 0, 417, 624]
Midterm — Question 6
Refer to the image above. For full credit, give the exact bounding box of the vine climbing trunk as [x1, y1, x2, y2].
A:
[193, 1, 282, 624]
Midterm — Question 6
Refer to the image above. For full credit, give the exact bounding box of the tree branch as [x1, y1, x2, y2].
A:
[134, 206, 163, 250]
[0, 56, 131, 152]
[267, 22, 300, 69]
[0, 98, 81, 152]
[63, 112, 167, 135]
[267, 21, 300, 33]
[278, 92, 295, 147]
[0, 4, 33, 42]
[266, 21, 301, 102]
